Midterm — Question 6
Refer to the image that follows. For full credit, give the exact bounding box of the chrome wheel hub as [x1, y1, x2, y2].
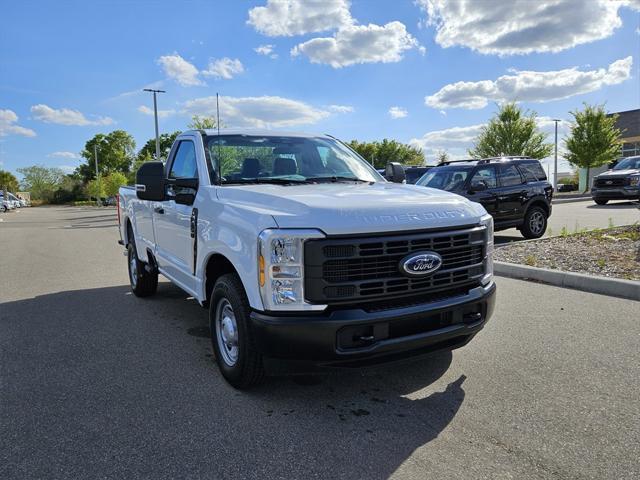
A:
[215, 299, 239, 366]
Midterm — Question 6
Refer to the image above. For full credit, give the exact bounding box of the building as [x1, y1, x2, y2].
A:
[578, 108, 640, 191]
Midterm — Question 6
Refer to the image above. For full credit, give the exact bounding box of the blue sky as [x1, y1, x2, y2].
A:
[1, 0, 638, 177]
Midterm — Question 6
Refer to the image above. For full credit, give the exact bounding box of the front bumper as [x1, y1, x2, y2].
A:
[250, 282, 496, 372]
[591, 187, 640, 200]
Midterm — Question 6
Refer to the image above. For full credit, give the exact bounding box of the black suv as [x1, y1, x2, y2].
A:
[591, 155, 640, 205]
[415, 157, 553, 239]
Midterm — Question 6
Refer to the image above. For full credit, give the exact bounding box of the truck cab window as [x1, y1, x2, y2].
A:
[169, 141, 198, 179]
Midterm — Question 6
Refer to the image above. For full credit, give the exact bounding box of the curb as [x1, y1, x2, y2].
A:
[495, 261, 640, 301]
[552, 196, 592, 204]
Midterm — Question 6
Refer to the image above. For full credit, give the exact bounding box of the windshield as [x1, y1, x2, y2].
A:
[205, 135, 383, 185]
[416, 166, 472, 191]
[613, 157, 640, 170]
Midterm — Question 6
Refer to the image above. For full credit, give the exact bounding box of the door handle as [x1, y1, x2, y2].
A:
[154, 207, 165, 214]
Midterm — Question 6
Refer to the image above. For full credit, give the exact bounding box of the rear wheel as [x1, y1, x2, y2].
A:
[210, 273, 264, 389]
[594, 199, 608, 205]
[521, 206, 547, 239]
[127, 241, 158, 297]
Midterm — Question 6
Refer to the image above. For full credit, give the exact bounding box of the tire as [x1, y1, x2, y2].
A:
[1, 205, 6, 213]
[594, 199, 608, 205]
[127, 241, 158, 297]
[521, 206, 548, 239]
[210, 273, 265, 389]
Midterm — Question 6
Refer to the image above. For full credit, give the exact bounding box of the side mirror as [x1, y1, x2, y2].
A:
[173, 177, 199, 205]
[469, 181, 488, 192]
[385, 162, 406, 183]
[136, 162, 165, 201]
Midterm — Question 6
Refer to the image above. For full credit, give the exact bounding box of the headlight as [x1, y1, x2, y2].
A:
[630, 175, 640, 187]
[258, 229, 327, 311]
[480, 214, 494, 286]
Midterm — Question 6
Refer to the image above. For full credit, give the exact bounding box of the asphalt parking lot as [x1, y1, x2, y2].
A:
[1, 205, 639, 479]
[495, 198, 639, 243]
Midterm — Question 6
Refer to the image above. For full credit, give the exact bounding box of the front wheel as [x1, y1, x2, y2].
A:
[210, 273, 264, 389]
[127, 242, 158, 297]
[594, 199, 608, 205]
[521, 206, 548, 239]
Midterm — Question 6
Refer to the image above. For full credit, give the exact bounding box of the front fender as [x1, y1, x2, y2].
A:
[196, 188, 277, 310]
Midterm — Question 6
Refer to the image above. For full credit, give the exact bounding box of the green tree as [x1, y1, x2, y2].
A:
[17, 165, 65, 201]
[137, 131, 182, 162]
[436, 151, 450, 164]
[0, 170, 19, 192]
[188, 115, 221, 129]
[52, 174, 85, 204]
[347, 139, 425, 169]
[103, 172, 128, 196]
[86, 177, 105, 200]
[469, 102, 553, 159]
[564, 104, 622, 192]
[77, 130, 136, 182]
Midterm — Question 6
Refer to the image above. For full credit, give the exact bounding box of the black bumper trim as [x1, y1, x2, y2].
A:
[250, 283, 496, 370]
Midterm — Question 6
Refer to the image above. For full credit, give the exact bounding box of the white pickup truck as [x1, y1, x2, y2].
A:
[118, 129, 496, 388]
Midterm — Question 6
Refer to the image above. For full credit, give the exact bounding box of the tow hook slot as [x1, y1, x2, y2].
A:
[463, 312, 482, 323]
[337, 323, 389, 350]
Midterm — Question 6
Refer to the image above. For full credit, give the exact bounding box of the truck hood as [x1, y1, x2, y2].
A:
[217, 182, 486, 235]
[597, 169, 640, 178]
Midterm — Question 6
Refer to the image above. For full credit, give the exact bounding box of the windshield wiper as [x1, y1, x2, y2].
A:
[222, 178, 314, 185]
[306, 176, 370, 183]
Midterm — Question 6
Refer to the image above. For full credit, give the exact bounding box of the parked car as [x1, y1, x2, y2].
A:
[119, 130, 496, 388]
[377, 165, 434, 184]
[591, 155, 640, 205]
[0, 193, 17, 211]
[557, 183, 578, 192]
[403, 165, 433, 184]
[416, 157, 553, 239]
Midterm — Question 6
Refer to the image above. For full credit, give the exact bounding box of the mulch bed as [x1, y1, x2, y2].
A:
[494, 225, 640, 281]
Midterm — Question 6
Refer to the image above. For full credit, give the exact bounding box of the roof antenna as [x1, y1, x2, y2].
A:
[216, 93, 222, 186]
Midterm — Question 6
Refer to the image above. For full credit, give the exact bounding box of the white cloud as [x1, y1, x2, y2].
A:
[57, 165, 77, 174]
[248, 0, 352, 36]
[328, 104, 354, 113]
[183, 95, 330, 128]
[291, 21, 421, 68]
[48, 151, 79, 159]
[157, 54, 203, 86]
[409, 116, 571, 162]
[254, 44, 278, 59]
[30, 104, 114, 126]
[202, 58, 245, 80]
[426, 56, 633, 109]
[0, 109, 36, 137]
[410, 124, 484, 160]
[137, 105, 175, 118]
[418, 0, 636, 55]
[388, 106, 408, 119]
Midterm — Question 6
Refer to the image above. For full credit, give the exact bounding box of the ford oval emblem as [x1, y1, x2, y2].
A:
[401, 251, 443, 276]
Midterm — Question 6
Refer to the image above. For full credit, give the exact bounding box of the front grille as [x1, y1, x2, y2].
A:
[595, 177, 628, 188]
[305, 226, 486, 304]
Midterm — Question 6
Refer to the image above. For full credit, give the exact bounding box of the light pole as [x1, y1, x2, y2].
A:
[143, 88, 166, 161]
[94, 144, 100, 206]
[553, 119, 561, 190]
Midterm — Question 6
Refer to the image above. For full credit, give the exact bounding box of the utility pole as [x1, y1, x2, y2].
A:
[94, 144, 100, 206]
[143, 88, 166, 161]
[553, 119, 560, 190]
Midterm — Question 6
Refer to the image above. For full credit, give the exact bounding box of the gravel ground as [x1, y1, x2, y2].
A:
[495, 225, 640, 280]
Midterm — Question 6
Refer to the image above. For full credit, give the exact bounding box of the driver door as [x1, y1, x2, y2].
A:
[154, 139, 198, 289]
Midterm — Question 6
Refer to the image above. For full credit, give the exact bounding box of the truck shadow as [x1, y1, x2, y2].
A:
[1, 283, 466, 479]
